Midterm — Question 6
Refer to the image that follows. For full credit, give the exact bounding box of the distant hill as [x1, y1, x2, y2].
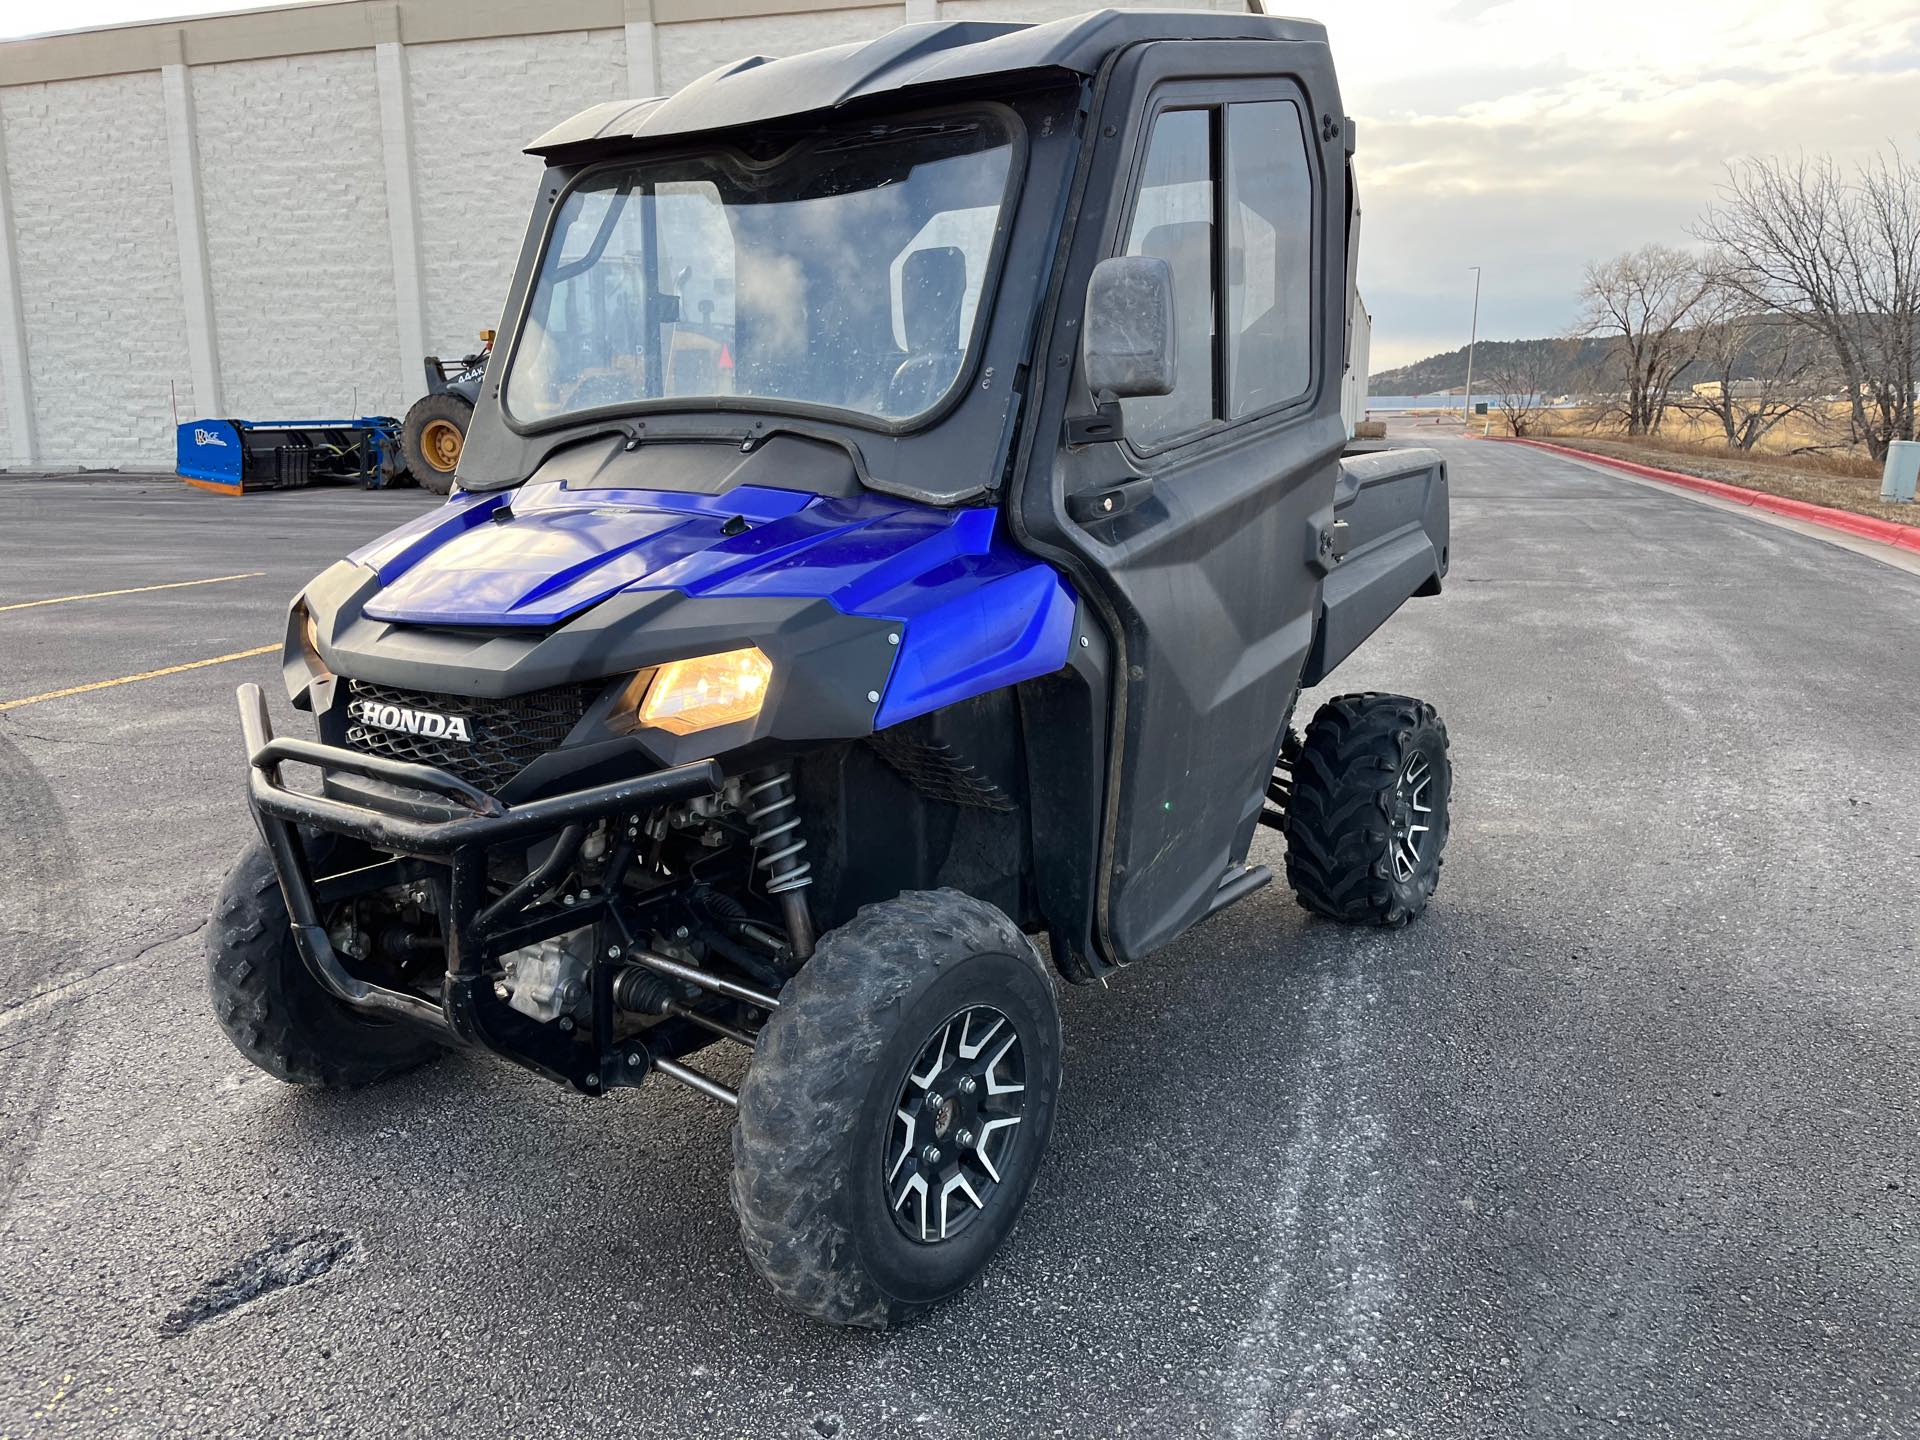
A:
[1370, 316, 1835, 397]
[1370, 338, 1610, 396]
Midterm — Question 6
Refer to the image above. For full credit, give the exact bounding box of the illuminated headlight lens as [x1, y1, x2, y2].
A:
[637, 647, 773, 735]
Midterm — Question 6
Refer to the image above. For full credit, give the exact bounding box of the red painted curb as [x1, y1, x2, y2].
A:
[1492, 436, 1920, 555]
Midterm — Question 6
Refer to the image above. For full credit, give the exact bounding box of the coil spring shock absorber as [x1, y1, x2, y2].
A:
[743, 767, 815, 961]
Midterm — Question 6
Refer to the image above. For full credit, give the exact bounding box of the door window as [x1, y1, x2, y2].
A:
[1119, 109, 1215, 448]
[1225, 101, 1313, 416]
[1107, 91, 1317, 451]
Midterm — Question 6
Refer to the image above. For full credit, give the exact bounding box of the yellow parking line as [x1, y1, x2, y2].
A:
[0, 571, 266, 613]
[0, 645, 279, 712]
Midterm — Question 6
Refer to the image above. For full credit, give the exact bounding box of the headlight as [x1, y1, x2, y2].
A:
[637, 647, 773, 735]
[297, 606, 332, 679]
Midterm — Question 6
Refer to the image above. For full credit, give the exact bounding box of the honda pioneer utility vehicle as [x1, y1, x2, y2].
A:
[210, 9, 1451, 1327]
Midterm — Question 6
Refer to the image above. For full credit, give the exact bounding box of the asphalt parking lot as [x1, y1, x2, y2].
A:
[3, 436, 1917, 1439]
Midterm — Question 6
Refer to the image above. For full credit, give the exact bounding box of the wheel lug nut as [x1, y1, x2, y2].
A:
[921, 1144, 942, 1166]
[957, 1128, 975, 1148]
[958, 1076, 977, 1096]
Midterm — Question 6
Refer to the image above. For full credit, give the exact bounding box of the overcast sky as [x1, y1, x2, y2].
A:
[7, 0, 1919, 370]
[1323, 0, 1920, 369]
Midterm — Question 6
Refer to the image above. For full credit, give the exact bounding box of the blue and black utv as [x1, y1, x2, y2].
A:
[211, 9, 1452, 1327]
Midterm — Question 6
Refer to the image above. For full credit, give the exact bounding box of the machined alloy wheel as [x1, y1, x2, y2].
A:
[885, 1005, 1027, 1243]
[731, 889, 1061, 1328]
[1389, 750, 1437, 883]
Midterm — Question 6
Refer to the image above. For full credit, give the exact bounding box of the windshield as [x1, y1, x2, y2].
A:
[503, 114, 1016, 431]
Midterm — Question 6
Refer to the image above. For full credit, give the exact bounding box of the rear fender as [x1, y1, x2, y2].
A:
[1300, 448, 1449, 687]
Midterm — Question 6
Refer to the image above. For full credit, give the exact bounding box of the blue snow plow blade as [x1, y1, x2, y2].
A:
[177, 419, 246, 489]
[349, 481, 1077, 728]
[177, 416, 404, 493]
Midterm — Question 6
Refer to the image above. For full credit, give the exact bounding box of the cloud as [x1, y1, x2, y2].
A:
[1332, 0, 1920, 369]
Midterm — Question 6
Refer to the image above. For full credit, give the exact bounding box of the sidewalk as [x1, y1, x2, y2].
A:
[1493, 436, 1920, 556]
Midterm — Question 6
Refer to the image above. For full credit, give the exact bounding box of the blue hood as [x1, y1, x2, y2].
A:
[347, 480, 1077, 728]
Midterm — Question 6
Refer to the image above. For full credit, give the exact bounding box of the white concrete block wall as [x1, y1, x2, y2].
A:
[0, 2, 1248, 467]
[192, 52, 403, 421]
[941, 0, 1243, 18]
[657, 7, 904, 93]
[0, 72, 192, 467]
[407, 30, 630, 362]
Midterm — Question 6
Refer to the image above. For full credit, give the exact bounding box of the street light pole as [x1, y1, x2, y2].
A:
[1462, 265, 1481, 428]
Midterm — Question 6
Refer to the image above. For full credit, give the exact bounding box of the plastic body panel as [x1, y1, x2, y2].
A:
[1300, 449, 1449, 686]
[524, 12, 1327, 162]
[302, 568, 903, 786]
[795, 690, 1034, 932]
[336, 478, 1075, 733]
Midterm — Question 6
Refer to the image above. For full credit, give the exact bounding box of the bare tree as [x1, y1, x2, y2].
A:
[1577, 244, 1715, 435]
[1486, 340, 1566, 437]
[1676, 280, 1829, 451]
[1696, 143, 1920, 460]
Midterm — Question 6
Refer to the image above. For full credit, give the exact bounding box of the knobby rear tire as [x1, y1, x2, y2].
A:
[1283, 692, 1451, 926]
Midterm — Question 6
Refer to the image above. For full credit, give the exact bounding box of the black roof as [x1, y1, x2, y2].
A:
[527, 8, 1326, 160]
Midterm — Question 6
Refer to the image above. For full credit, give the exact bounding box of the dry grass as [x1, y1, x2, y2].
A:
[1542, 426, 1880, 477]
[1468, 403, 1873, 469]
[1554, 405, 1878, 475]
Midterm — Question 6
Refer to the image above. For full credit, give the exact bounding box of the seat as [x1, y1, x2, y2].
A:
[1125, 221, 1213, 442]
[886, 246, 968, 418]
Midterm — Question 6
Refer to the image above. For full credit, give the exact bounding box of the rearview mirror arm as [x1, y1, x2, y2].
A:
[1064, 396, 1126, 447]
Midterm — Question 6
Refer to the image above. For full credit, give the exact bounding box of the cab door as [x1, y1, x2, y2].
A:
[1016, 41, 1351, 964]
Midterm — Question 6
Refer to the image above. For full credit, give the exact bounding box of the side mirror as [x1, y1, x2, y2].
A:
[1082, 255, 1177, 401]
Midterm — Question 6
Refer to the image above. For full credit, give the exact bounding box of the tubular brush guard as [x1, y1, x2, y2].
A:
[235, 682, 727, 1095]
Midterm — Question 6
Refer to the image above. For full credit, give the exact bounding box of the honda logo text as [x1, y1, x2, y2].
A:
[350, 700, 472, 742]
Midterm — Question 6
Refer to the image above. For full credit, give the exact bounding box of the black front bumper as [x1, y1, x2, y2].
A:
[237, 682, 729, 1094]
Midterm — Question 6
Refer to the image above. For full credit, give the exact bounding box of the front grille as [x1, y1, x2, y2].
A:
[343, 679, 597, 794]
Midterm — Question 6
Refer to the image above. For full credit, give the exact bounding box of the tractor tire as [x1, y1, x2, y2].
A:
[401, 392, 471, 496]
[731, 889, 1061, 1328]
[1283, 693, 1451, 927]
[205, 841, 442, 1088]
